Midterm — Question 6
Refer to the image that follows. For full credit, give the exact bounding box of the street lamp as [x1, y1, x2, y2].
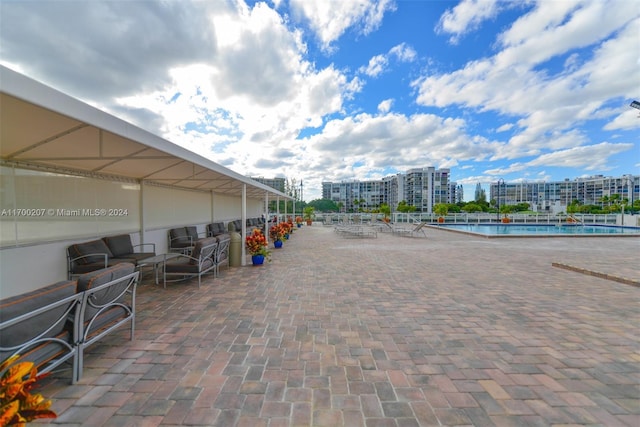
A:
[496, 178, 504, 223]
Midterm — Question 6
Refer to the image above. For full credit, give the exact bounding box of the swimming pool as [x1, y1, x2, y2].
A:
[436, 223, 640, 237]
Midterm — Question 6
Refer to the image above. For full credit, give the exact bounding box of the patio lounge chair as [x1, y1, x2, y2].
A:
[75, 263, 139, 382]
[334, 224, 378, 238]
[163, 237, 218, 288]
[395, 221, 428, 238]
[374, 220, 403, 234]
[213, 234, 231, 276]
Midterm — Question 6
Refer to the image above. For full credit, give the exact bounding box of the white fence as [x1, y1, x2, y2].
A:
[315, 212, 624, 225]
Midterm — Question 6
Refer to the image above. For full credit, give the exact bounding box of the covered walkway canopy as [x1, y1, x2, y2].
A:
[0, 66, 291, 201]
[1, 66, 293, 291]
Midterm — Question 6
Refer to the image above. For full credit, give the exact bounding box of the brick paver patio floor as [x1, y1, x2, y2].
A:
[36, 224, 639, 426]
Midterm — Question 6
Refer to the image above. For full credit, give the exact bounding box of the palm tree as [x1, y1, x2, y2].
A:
[599, 195, 610, 208]
[434, 203, 448, 223]
[380, 203, 391, 222]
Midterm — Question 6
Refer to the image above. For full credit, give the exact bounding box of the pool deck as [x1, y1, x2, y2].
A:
[37, 224, 639, 426]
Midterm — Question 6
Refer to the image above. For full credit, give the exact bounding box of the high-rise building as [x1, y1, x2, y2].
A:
[322, 167, 450, 213]
[250, 177, 285, 193]
[490, 174, 639, 213]
[452, 183, 463, 204]
[474, 183, 485, 202]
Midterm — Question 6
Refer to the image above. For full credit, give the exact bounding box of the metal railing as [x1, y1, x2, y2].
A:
[315, 212, 620, 225]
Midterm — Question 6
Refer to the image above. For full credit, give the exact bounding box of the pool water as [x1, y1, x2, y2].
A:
[437, 223, 640, 237]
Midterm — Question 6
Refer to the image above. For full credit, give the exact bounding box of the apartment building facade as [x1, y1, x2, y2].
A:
[322, 167, 452, 213]
[250, 177, 286, 193]
[490, 174, 639, 213]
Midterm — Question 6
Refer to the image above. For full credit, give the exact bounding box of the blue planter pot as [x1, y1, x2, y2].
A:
[251, 254, 265, 265]
[274, 240, 283, 248]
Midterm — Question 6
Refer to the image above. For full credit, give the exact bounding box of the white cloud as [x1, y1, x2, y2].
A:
[360, 54, 388, 77]
[359, 43, 416, 78]
[288, 0, 396, 52]
[378, 99, 393, 113]
[496, 123, 514, 132]
[389, 43, 417, 62]
[96, 3, 360, 184]
[485, 141, 633, 176]
[416, 1, 639, 161]
[526, 142, 632, 170]
[604, 108, 640, 131]
[0, 1, 220, 101]
[1, 0, 636, 202]
[303, 112, 499, 176]
[436, 0, 502, 44]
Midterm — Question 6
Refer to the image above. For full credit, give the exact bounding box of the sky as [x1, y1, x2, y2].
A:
[1, 0, 638, 202]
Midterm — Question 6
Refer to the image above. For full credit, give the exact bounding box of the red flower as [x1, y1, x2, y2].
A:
[246, 229, 269, 256]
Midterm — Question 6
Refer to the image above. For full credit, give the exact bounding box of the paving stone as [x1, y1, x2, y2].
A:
[239, 381, 267, 394]
[260, 401, 291, 417]
[381, 401, 413, 418]
[139, 399, 174, 416]
[374, 381, 397, 401]
[34, 228, 640, 426]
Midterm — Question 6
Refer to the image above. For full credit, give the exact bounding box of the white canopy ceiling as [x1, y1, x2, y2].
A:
[0, 66, 291, 201]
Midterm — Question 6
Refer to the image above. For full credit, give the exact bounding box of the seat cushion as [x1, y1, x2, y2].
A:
[185, 226, 199, 241]
[77, 263, 136, 322]
[165, 258, 213, 273]
[69, 239, 113, 264]
[0, 280, 78, 372]
[0, 330, 72, 373]
[215, 235, 230, 265]
[76, 263, 136, 341]
[208, 222, 226, 236]
[215, 233, 230, 241]
[71, 262, 112, 276]
[77, 262, 136, 292]
[190, 237, 217, 264]
[170, 227, 189, 243]
[103, 234, 134, 257]
[0, 280, 77, 348]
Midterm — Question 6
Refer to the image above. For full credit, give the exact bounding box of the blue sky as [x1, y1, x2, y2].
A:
[1, 0, 638, 201]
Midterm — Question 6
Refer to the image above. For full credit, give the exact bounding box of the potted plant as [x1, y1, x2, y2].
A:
[500, 205, 512, 223]
[434, 203, 448, 223]
[295, 216, 303, 228]
[245, 229, 270, 264]
[269, 224, 286, 247]
[0, 355, 57, 425]
[303, 206, 315, 226]
[284, 218, 294, 235]
[282, 221, 293, 238]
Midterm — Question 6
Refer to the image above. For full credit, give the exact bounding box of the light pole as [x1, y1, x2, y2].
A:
[627, 102, 638, 210]
[496, 178, 504, 223]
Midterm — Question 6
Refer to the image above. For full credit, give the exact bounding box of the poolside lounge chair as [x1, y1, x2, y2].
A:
[374, 220, 416, 236]
[334, 224, 378, 238]
[395, 221, 428, 238]
[375, 220, 402, 234]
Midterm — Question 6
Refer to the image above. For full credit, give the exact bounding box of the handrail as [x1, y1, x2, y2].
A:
[317, 212, 621, 225]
